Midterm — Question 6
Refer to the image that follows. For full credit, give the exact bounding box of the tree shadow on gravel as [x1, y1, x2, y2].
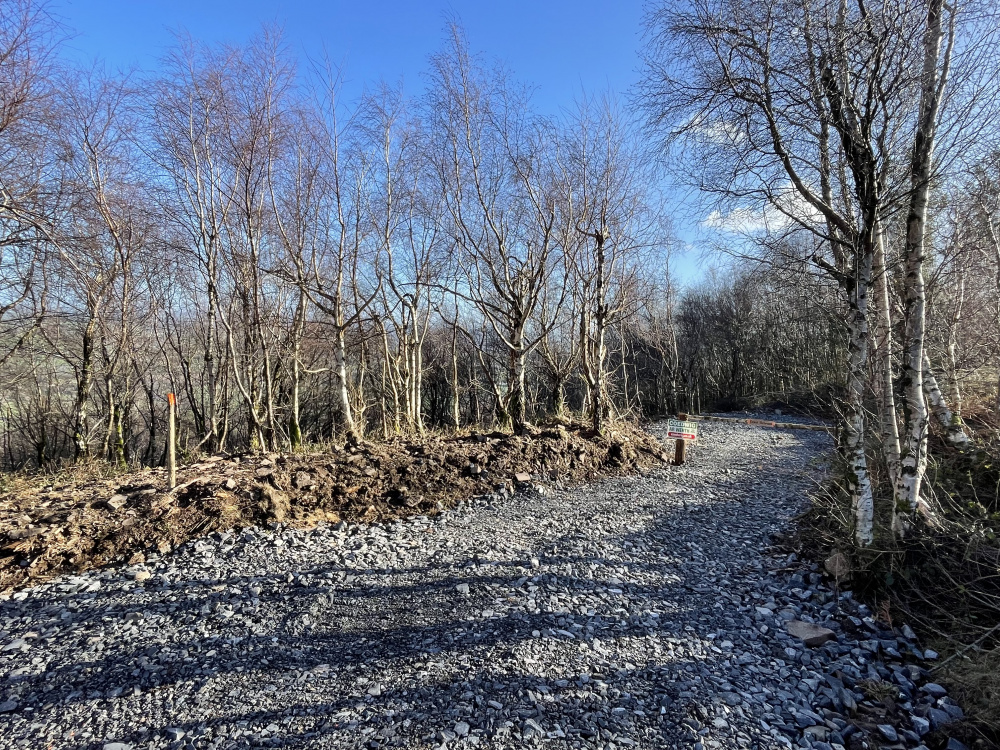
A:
[0, 427, 830, 749]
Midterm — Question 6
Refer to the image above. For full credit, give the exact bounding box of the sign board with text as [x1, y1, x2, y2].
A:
[666, 419, 698, 441]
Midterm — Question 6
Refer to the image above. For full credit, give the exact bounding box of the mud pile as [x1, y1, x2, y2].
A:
[0, 422, 668, 591]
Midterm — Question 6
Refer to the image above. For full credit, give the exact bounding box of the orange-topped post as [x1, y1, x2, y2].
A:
[167, 393, 177, 489]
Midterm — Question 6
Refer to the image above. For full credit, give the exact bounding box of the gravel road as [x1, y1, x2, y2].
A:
[0, 418, 966, 750]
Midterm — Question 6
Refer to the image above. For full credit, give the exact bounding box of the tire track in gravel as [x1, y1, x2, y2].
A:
[0, 419, 844, 749]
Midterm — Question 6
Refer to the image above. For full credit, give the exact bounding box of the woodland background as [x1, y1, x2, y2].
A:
[1, 0, 999, 541]
[4, 0, 1000, 733]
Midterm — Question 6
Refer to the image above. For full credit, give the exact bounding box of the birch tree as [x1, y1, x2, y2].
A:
[427, 26, 568, 432]
[566, 94, 649, 434]
[148, 36, 235, 451]
[0, 0, 60, 383]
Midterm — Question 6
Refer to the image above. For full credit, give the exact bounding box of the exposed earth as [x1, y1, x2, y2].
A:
[0, 418, 973, 750]
[0, 422, 667, 593]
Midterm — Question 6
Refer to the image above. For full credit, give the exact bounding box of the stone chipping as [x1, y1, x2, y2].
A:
[0, 417, 969, 749]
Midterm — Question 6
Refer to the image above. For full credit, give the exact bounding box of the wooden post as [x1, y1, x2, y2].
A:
[674, 412, 688, 465]
[167, 393, 176, 489]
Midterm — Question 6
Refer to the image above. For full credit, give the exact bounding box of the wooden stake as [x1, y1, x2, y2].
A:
[674, 412, 688, 465]
[673, 437, 686, 465]
[167, 393, 176, 489]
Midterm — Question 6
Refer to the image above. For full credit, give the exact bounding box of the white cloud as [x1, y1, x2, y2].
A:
[701, 189, 823, 235]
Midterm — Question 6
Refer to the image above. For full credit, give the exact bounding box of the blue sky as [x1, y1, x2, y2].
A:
[55, 1, 644, 112]
[52, 0, 709, 281]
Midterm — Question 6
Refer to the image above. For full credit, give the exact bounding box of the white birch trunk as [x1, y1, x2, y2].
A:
[892, 0, 950, 534]
[922, 352, 970, 448]
[846, 265, 875, 547]
[874, 226, 901, 485]
[334, 328, 356, 440]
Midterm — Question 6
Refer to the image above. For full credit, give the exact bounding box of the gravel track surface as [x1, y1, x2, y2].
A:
[0, 419, 964, 750]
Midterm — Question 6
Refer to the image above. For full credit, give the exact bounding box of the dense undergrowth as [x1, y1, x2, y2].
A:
[793, 405, 1000, 748]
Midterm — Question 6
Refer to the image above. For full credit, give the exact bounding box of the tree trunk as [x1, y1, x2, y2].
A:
[893, 0, 952, 535]
[413, 332, 424, 434]
[592, 319, 608, 435]
[947, 274, 964, 418]
[205, 275, 219, 452]
[112, 402, 126, 468]
[846, 263, 876, 547]
[290, 356, 302, 451]
[450, 322, 461, 429]
[74, 312, 98, 461]
[551, 373, 567, 417]
[922, 352, 970, 448]
[509, 347, 528, 433]
[873, 225, 901, 485]
[334, 327, 357, 441]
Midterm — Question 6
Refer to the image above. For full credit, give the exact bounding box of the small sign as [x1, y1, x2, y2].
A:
[667, 419, 698, 441]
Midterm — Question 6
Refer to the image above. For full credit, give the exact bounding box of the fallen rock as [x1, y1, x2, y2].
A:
[911, 715, 930, 736]
[107, 494, 128, 511]
[824, 551, 850, 579]
[514, 472, 532, 484]
[7, 527, 41, 541]
[786, 620, 836, 647]
[803, 726, 829, 741]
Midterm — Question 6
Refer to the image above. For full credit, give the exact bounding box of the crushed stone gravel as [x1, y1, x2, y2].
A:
[0, 416, 967, 750]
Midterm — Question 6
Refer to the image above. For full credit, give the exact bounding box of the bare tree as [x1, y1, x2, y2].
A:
[0, 0, 60, 382]
[427, 25, 568, 432]
[565, 94, 651, 434]
[643, 0, 998, 544]
[148, 35, 236, 451]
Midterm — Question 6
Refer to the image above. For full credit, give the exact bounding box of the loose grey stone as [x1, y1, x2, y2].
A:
[786, 620, 836, 647]
[911, 715, 930, 736]
[877, 724, 898, 742]
[921, 682, 947, 698]
[0, 416, 961, 750]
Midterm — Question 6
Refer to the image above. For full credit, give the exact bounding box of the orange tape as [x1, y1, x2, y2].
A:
[167, 393, 176, 406]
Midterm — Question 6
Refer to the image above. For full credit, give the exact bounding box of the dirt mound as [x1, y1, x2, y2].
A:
[0, 422, 668, 592]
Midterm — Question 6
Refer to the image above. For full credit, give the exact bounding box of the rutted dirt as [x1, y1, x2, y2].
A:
[0, 422, 668, 592]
